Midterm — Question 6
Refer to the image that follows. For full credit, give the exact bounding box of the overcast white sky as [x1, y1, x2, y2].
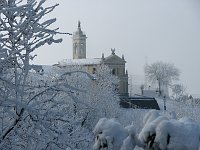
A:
[32, 0, 200, 95]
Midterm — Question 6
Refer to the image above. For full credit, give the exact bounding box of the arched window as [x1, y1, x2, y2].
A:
[112, 68, 116, 75]
[74, 43, 77, 54]
[92, 68, 96, 74]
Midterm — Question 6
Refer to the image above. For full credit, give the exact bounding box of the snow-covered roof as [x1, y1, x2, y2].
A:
[103, 54, 126, 64]
[58, 58, 102, 66]
[143, 90, 159, 98]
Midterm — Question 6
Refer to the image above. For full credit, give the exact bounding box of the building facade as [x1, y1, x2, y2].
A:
[58, 21, 129, 97]
[102, 49, 128, 97]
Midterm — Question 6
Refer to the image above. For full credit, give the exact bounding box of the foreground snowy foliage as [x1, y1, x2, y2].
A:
[0, 65, 119, 150]
[138, 110, 200, 150]
[0, 0, 67, 149]
[0, 0, 119, 149]
[93, 110, 200, 150]
[1, 1, 200, 149]
[93, 118, 124, 150]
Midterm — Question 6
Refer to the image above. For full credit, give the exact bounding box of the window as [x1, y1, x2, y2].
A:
[74, 43, 77, 54]
[112, 69, 116, 75]
[92, 68, 96, 74]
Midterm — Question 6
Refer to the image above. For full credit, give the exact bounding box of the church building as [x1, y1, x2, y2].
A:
[57, 21, 129, 97]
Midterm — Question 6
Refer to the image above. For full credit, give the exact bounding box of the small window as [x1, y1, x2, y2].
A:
[74, 43, 77, 54]
[112, 69, 116, 75]
[92, 68, 96, 74]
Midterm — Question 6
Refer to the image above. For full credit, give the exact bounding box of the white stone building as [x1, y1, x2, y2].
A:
[56, 21, 129, 97]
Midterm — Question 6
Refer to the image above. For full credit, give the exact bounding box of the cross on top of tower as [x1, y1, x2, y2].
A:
[111, 48, 115, 55]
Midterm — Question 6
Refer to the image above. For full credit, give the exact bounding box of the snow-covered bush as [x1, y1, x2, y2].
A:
[93, 110, 200, 150]
[92, 118, 148, 150]
[138, 110, 170, 149]
[118, 109, 147, 134]
[170, 98, 200, 123]
[93, 118, 132, 150]
[120, 125, 139, 150]
[138, 110, 200, 150]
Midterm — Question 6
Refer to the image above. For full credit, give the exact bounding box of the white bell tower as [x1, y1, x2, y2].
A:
[73, 21, 87, 59]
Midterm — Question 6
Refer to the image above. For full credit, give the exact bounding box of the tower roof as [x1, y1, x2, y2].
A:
[74, 21, 84, 35]
[101, 49, 126, 65]
[78, 20, 81, 28]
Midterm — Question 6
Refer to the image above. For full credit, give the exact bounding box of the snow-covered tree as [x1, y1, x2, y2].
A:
[145, 61, 180, 96]
[34, 64, 121, 149]
[0, 0, 73, 149]
[171, 84, 187, 102]
[49, 64, 120, 130]
[0, 63, 120, 149]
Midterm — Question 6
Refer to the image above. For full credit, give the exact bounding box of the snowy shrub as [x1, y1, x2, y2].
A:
[94, 110, 200, 150]
[138, 110, 200, 150]
[120, 125, 139, 150]
[93, 118, 139, 150]
[118, 109, 147, 134]
[93, 118, 129, 150]
[173, 100, 200, 124]
[138, 110, 169, 149]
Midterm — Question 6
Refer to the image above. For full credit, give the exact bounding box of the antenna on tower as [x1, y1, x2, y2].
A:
[144, 56, 148, 90]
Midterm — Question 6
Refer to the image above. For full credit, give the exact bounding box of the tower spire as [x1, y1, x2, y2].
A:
[78, 20, 81, 28]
